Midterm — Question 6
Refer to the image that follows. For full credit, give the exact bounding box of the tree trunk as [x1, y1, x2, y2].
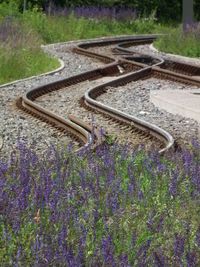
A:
[48, 0, 52, 16]
[183, 0, 194, 30]
[23, 0, 27, 13]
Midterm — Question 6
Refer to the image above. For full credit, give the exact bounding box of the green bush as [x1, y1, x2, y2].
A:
[0, 0, 20, 18]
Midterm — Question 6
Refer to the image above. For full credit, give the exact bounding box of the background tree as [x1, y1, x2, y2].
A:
[0, 0, 199, 23]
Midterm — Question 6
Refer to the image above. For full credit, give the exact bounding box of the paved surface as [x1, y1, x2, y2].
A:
[150, 89, 200, 123]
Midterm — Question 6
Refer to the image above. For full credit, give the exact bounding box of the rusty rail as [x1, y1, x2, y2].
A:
[17, 34, 200, 154]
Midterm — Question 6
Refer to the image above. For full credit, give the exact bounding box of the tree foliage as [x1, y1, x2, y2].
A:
[0, 0, 200, 22]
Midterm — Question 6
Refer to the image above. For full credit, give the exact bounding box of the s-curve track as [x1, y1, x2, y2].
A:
[17, 34, 200, 154]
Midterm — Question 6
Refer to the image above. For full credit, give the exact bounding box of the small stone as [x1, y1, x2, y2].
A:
[19, 116, 26, 120]
[139, 111, 149, 115]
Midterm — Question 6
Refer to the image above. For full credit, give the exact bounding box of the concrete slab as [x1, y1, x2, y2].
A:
[150, 89, 200, 123]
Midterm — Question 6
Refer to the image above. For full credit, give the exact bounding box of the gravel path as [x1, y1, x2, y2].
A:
[97, 78, 200, 145]
[0, 42, 102, 160]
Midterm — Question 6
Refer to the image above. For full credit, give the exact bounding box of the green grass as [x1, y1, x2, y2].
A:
[1, 2, 199, 85]
[0, 5, 172, 85]
[0, 6, 61, 85]
[154, 25, 200, 58]
[22, 9, 170, 44]
[0, 47, 60, 85]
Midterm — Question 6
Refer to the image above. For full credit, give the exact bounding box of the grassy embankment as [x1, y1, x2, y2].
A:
[1, 3, 200, 84]
[0, 3, 60, 85]
[0, 2, 171, 85]
[154, 25, 200, 58]
[0, 19, 60, 85]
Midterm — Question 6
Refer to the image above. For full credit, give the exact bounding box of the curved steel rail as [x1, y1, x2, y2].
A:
[84, 68, 174, 154]
[74, 35, 200, 153]
[21, 95, 93, 151]
[19, 60, 140, 152]
[18, 34, 180, 154]
[116, 39, 200, 77]
[74, 35, 175, 153]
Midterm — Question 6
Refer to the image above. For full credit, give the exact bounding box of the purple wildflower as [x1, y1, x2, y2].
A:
[174, 234, 185, 262]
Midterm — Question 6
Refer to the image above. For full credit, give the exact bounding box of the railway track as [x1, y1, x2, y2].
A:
[17, 34, 200, 154]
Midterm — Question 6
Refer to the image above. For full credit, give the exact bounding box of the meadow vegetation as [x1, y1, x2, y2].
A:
[0, 1, 170, 85]
[1, 141, 200, 265]
[0, 16, 59, 85]
[154, 24, 200, 58]
[1, 1, 200, 84]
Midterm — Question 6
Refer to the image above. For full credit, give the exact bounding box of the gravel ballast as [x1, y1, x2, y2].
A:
[128, 43, 200, 66]
[97, 77, 200, 145]
[0, 41, 101, 160]
[1, 37, 200, 160]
